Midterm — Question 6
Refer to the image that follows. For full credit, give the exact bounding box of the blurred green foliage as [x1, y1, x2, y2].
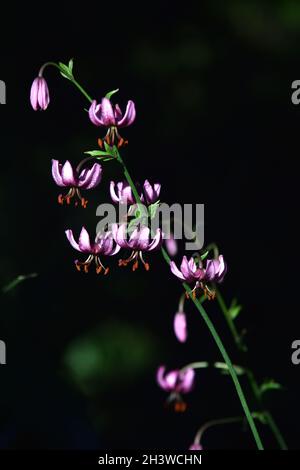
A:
[63, 319, 158, 396]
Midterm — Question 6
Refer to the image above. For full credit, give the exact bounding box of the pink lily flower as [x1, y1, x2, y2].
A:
[170, 255, 227, 299]
[52, 159, 102, 208]
[112, 224, 162, 271]
[156, 365, 195, 412]
[65, 227, 120, 274]
[89, 97, 136, 148]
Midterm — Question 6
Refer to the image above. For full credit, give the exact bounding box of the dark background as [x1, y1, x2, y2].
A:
[0, 1, 299, 449]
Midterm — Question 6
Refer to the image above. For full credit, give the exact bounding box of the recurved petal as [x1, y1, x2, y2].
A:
[170, 261, 185, 281]
[78, 227, 92, 252]
[101, 97, 116, 126]
[147, 228, 162, 251]
[65, 229, 80, 252]
[114, 223, 129, 249]
[179, 368, 195, 393]
[154, 183, 161, 197]
[88, 100, 104, 126]
[156, 366, 177, 392]
[110, 181, 120, 203]
[205, 259, 217, 281]
[216, 255, 227, 282]
[51, 159, 65, 187]
[180, 256, 191, 280]
[117, 100, 136, 127]
[78, 163, 102, 189]
[61, 161, 77, 186]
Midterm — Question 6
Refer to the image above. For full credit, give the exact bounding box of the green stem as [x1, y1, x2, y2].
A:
[39, 62, 93, 103]
[71, 78, 93, 103]
[54, 73, 264, 450]
[182, 282, 263, 450]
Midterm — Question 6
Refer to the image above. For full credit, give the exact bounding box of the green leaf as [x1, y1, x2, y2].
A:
[104, 141, 115, 156]
[148, 201, 160, 219]
[58, 61, 74, 80]
[260, 379, 283, 395]
[105, 88, 119, 100]
[84, 150, 110, 157]
[228, 298, 242, 320]
[68, 58, 74, 73]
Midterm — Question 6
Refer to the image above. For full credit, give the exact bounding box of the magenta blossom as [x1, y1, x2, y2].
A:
[174, 312, 187, 343]
[89, 97, 136, 148]
[52, 159, 102, 207]
[156, 366, 195, 412]
[170, 255, 227, 299]
[65, 227, 120, 274]
[30, 77, 50, 111]
[112, 224, 162, 271]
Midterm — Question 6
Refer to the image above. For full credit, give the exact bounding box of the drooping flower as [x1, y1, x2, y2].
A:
[156, 365, 195, 412]
[112, 224, 162, 271]
[174, 312, 187, 343]
[52, 159, 102, 207]
[110, 181, 138, 205]
[89, 97, 136, 148]
[65, 227, 120, 274]
[170, 255, 227, 299]
[30, 77, 50, 111]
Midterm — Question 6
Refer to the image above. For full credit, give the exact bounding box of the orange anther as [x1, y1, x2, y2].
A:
[98, 138, 103, 148]
[84, 264, 89, 273]
[104, 267, 109, 275]
[174, 401, 187, 413]
[96, 266, 102, 274]
[132, 261, 139, 271]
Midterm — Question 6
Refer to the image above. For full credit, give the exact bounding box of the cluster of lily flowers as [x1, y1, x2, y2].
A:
[31, 70, 227, 450]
